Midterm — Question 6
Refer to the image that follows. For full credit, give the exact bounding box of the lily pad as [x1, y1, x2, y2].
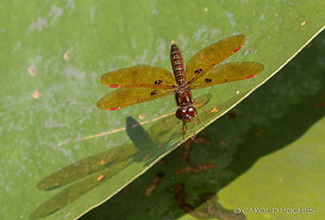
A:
[0, 1, 324, 220]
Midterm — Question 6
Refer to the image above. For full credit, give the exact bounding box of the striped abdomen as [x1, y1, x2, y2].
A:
[170, 41, 186, 86]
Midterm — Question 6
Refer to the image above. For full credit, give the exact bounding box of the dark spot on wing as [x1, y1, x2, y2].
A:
[204, 78, 212, 83]
[194, 69, 202, 74]
[151, 90, 157, 95]
[155, 80, 163, 84]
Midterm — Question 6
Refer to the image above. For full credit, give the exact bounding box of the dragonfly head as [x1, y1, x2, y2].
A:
[176, 105, 197, 122]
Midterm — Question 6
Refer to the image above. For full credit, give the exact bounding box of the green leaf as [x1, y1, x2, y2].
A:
[0, 1, 323, 220]
[81, 28, 325, 220]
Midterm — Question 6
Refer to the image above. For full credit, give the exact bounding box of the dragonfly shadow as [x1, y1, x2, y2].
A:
[29, 123, 151, 218]
[30, 143, 137, 219]
[29, 94, 215, 219]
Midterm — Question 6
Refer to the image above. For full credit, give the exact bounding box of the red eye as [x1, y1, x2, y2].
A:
[186, 107, 197, 116]
[176, 108, 186, 119]
[176, 107, 197, 120]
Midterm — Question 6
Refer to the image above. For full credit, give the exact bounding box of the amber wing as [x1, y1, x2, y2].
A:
[189, 62, 264, 90]
[97, 88, 175, 110]
[97, 66, 176, 110]
[186, 35, 246, 84]
[100, 66, 176, 88]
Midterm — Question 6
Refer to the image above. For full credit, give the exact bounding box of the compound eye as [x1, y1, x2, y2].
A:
[176, 108, 186, 119]
[186, 107, 197, 117]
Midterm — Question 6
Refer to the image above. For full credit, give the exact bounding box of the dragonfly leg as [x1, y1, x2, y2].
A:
[183, 121, 196, 140]
[193, 100, 219, 115]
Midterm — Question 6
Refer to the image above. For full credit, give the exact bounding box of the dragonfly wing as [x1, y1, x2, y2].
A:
[189, 62, 264, 90]
[97, 87, 175, 110]
[186, 35, 246, 84]
[100, 66, 176, 89]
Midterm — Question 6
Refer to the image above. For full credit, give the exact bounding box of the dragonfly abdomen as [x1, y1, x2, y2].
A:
[170, 41, 186, 87]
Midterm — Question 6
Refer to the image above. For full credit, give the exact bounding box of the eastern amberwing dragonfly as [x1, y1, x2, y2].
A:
[97, 35, 264, 139]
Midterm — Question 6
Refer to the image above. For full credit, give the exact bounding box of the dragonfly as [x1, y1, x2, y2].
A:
[97, 35, 264, 139]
